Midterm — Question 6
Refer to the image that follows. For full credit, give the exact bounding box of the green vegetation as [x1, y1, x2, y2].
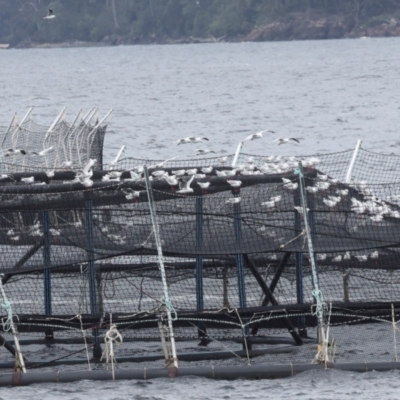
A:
[1, 0, 400, 46]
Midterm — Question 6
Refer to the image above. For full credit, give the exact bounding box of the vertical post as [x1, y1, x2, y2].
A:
[293, 190, 307, 338]
[41, 211, 53, 340]
[232, 188, 250, 349]
[85, 199, 102, 359]
[195, 196, 209, 345]
[295, 163, 329, 363]
[231, 141, 243, 167]
[144, 166, 178, 368]
[345, 139, 362, 183]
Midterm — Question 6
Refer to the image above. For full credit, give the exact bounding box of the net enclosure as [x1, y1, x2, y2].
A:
[1, 139, 400, 380]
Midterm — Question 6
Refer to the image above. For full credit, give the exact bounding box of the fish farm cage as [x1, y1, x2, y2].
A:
[1, 115, 400, 385]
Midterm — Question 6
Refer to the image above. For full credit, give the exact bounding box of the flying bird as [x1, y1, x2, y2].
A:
[4, 148, 27, 157]
[242, 130, 274, 142]
[272, 138, 300, 145]
[44, 9, 56, 19]
[189, 137, 209, 143]
[196, 149, 215, 156]
[177, 175, 195, 194]
[32, 146, 54, 156]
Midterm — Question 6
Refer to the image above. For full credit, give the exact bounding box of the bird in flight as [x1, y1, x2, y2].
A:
[44, 9, 56, 19]
[4, 148, 27, 157]
[196, 149, 215, 155]
[32, 146, 54, 156]
[272, 138, 300, 145]
[242, 130, 274, 142]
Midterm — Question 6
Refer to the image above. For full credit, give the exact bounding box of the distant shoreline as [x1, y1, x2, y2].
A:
[5, 11, 400, 49]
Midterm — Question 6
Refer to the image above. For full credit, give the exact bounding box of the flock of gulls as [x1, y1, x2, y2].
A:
[1, 128, 398, 266]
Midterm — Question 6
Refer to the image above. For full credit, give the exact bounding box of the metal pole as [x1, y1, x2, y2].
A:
[232, 188, 249, 348]
[41, 211, 53, 340]
[0, 276, 26, 372]
[85, 199, 102, 359]
[143, 166, 178, 368]
[195, 197, 204, 312]
[345, 139, 362, 183]
[295, 162, 328, 362]
[231, 141, 243, 167]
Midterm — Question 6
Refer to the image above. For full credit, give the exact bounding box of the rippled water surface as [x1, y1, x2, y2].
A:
[1, 38, 400, 398]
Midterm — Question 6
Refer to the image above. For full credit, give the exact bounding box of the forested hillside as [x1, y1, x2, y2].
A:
[1, 0, 400, 47]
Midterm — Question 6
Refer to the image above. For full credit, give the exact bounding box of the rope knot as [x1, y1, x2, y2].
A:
[1, 299, 14, 332]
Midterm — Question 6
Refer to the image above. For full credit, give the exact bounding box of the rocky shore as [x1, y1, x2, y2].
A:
[11, 11, 400, 49]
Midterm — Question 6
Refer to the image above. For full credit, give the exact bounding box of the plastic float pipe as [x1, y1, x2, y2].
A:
[1, 362, 400, 386]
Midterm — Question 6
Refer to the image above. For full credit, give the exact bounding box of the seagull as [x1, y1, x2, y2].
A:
[32, 146, 54, 156]
[161, 174, 178, 187]
[196, 149, 215, 156]
[216, 170, 227, 177]
[370, 214, 383, 222]
[62, 160, 73, 168]
[355, 255, 368, 262]
[317, 173, 328, 181]
[272, 195, 282, 203]
[197, 182, 210, 190]
[306, 186, 319, 194]
[332, 255, 342, 262]
[152, 170, 166, 178]
[4, 149, 27, 157]
[317, 254, 327, 261]
[242, 130, 274, 142]
[217, 156, 228, 165]
[0, 174, 14, 181]
[201, 166, 213, 174]
[185, 168, 197, 176]
[336, 189, 349, 196]
[82, 158, 96, 175]
[177, 175, 195, 194]
[323, 198, 338, 208]
[343, 251, 351, 260]
[171, 169, 186, 177]
[370, 250, 379, 259]
[189, 137, 209, 143]
[261, 200, 275, 208]
[272, 138, 300, 145]
[226, 197, 241, 204]
[121, 188, 140, 200]
[176, 138, 192, 145]
[282, 177, 298, 191]
[46, 170, 55, 178]
[227, 180, 242, 188]
[21, 176, 35, 184]
[294, 206, 309, 215]
[44, 9, 56, 19]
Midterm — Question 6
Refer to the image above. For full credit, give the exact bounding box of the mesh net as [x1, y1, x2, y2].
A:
[0, 112, 107, 173]
[1, 145, 400, 373]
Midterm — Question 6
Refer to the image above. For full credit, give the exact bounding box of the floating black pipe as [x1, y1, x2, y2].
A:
[1, 362, 400, 386]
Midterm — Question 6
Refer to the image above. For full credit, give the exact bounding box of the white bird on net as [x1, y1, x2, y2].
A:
[201, 166, 213, 174]
[261, 200, 275, 208]
[161, 174, 178, 187]
[355, 255, 368, 262]
[242, 130, 274, 142]
[171, 169, 185, 177]
[317, 173, 328, 181]
[185, 168, 198, 176]
[306, 186, 319, 194]
[328, 195, 341, 203]
[226, 197, 241, 204]
[0, 174, 14, 181]
[194, 173, 206, 179]
[282, 177, 298, 191]
[46, 170, 55, 178]
[62, 160, 73, 168]
[44, 9, 56, 19]
[197, 182, 210, 190]
[227, 180, 242, 188]
[370, 250, 379, 259]
[152, 170, 166, 178]
[32, 146, 54, 156]
[217, 156, 228, 165]
[323, 198, 338, 208]
[336, 189, 349, 196]
[272, 138, 300, 145]
[176, 138, 191, 145]
[177, 175, 195, 194]
[370, 214, 384, 222]
[316, 181, 330, 191]
[21, 176, 34, 184]
[332, 255, 342, 262]
[216, 170, 227, 177]
[272, 195, 282, 203]
[344, 251, 351, 260]
[121, 188, 140, 200]
[317, 254, 327, 261]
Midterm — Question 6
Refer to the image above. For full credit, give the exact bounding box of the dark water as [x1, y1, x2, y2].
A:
[1, 38, 400, 398]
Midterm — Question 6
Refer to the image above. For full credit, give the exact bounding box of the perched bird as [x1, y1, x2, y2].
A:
[171, 169, 186, 177]
[272, 195, 282, 203]
[317, 173, 328, 181]
[4, 148, 26, 157]
[46, 170, 55, 178]
[272, 138, 300, 145]
[32, 146, 54, 156]
[243, 130, 274, 142]
[355, 255, 368, 262]
[282, 177, 298, 191]
[316, 181, 330, 191]
[162, 174, 178, 187]
[261, 200, 275, 208]
[196, 149, 215, 156]
[216, 170, 227, 177]
[197, 182, 210, 190]
[177, 175, 195, 194]
[323, 198, 338, 208]
[226, 197, 241, 204]
[194, 173, 206, 179]
[317, 254, 327, 261]
[370, 250, 379, 259]
[225, 169, 237, 177]
[306, 186, 319, 194]
[336, 189, 349, 196]
[294, 206, 309, 215]
[152, 170, 166, 178]
[62, 160, 73, 168]
[217, 156, 228, 164]
[201, 166, 213, 174]
[21, 176, 34, 184]
[121, 188, 140, 200]
[343, 251, 351, 260]
[227, 180, 242, 188]
[332, 255, 342, 262]
[185, 168, 197, 176]
[44, 9, 56, 19]
[0, 174, 13, 181]
[370, 214, 384, 222]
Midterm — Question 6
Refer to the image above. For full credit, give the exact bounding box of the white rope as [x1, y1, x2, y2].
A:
[392, 304, 398, 362]
[101, 323, 123, 380]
